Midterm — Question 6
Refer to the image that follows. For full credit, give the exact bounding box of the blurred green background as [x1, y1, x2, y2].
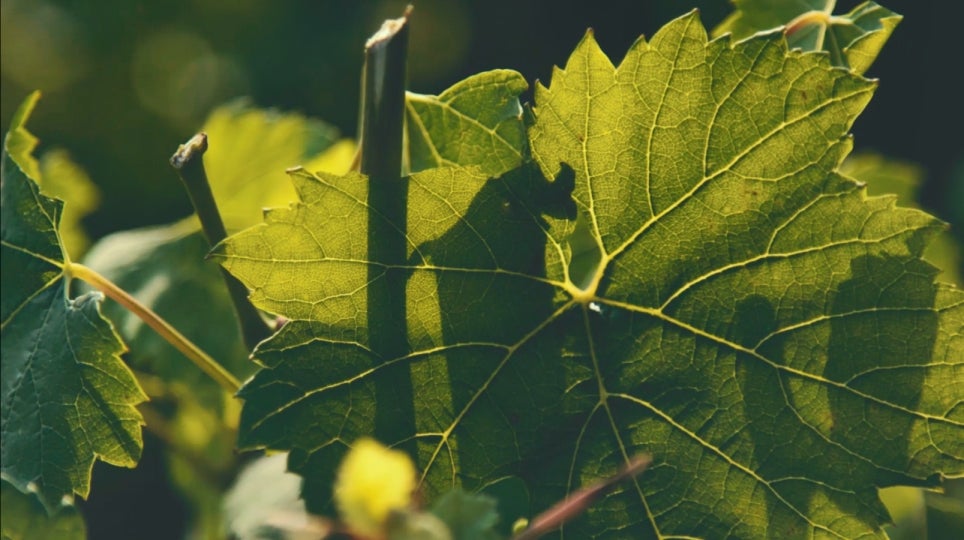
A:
[2, 0, 961, 538]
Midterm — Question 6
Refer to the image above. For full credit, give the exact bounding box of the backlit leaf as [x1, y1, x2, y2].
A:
[841, 154, 961, 286]
[406, 69, 527, 176]
[202, 100, 340, 230]
[218, 11, 963, 538]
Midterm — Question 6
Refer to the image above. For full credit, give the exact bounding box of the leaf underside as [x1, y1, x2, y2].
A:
[714, 0, 901, 75]
[219, 11, 963, 539]
[1, 93, 145, 513]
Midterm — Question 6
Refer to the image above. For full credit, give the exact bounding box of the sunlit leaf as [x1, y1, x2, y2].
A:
[406, 69, 527, 176]
[218, 11, 962, 538]
[841, 153, 962, 286]
[202, 101, 340, 230]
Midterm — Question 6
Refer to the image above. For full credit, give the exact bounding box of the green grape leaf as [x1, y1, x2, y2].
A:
[406, 69, 527, 176]
[201, 100, 341, 230]
[218, 11, 963, 538]
[1, 479, 86, 540]
[714, 1, 901, 74]
[1, 92, 146, 513]
[841, 154, 962, 286]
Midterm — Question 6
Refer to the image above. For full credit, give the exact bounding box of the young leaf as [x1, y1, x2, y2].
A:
[1, 92, 146, 513]
[201, 100, 341, 230]
[222, 453, 316, 540]
[218, 11, 963, 538]
[406, 69, 527, 175]
[714, 1, 901, 74]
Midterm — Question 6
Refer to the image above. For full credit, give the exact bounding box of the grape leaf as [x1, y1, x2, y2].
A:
[1, 92, 146, 513]
[406, 69, 527, 175]
[201, 100, 341, 230]
[840, 154, 962, 286]
[218, 11, 963, 538]
[714, 1, 901, 74]
[1, 478, 86, 540]
[222, 453, 311, 540]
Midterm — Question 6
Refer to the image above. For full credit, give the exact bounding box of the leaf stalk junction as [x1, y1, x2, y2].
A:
[66, 262, 241, 394]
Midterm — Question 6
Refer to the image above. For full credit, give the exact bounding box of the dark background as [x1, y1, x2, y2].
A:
[2, 1, 961, 538]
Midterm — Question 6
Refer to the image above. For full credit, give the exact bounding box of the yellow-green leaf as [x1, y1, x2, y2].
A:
[218, 11, 963, 538]
[406, 69, 527, 176]
[841, 153, 962, 286]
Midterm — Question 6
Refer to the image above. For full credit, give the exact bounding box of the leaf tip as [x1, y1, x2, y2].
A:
[9, 90, 42, 133]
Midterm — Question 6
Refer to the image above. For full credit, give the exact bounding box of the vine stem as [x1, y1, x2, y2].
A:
[170, 132, 271, 352]
[784, 10, 838, 37]
[513, 455, 651, 540]
[68, 262, 242, 394]
[360, 6, 416, 449]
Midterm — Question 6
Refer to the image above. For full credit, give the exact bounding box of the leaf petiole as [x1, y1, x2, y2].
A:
[67, 262, 242, 394]
[784, 10, 848, 37]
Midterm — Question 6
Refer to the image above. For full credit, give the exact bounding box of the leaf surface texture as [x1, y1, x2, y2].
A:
[218, 13, 963, 538]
